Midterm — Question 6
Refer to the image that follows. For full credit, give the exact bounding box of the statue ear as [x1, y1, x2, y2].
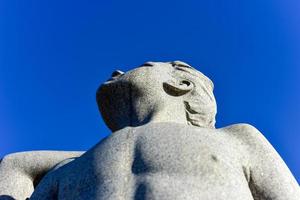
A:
[163, 79, 193, 96]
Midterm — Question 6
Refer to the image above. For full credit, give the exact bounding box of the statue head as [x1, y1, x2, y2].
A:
[96, 61, 217, 132]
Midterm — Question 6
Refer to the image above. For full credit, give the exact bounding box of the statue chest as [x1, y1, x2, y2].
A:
[88, 124, 244, 182]
[58, 124, 249, 199]
[132, 126, 242, 177]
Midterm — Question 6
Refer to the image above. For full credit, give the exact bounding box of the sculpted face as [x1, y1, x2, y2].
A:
[97, 61, 216, 131]
[103, 62, 173, 97]
[97, 62, 174, 131]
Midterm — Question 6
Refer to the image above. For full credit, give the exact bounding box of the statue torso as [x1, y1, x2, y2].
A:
[33, 123, 254, 200]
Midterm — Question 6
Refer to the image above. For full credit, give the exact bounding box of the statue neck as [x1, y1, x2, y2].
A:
[148, 103, 187, 125]
[129, 99, 187, 127]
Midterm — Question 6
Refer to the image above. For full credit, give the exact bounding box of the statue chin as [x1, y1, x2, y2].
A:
[96, 77, 130, 128]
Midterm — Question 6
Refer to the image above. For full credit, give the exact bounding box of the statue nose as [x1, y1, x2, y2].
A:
[111, 70, 124, 78]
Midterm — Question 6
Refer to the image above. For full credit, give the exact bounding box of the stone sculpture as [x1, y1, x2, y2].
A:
[0, 61, 299, 200]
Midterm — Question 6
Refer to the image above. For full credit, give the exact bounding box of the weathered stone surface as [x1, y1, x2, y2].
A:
[0, 61, 299, 199]
[0, 151, 83, 200]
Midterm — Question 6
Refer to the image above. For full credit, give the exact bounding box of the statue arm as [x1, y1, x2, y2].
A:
[234, 124, 300, 199]
[0, 151, 84, 200]
[28, 168, 60, 200]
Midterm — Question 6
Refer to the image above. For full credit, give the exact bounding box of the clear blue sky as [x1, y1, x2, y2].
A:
[0, 0, 299, 182]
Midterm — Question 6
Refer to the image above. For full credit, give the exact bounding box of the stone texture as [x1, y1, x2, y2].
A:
[0, 151, 83, 200]
[0, 61, 299, 199]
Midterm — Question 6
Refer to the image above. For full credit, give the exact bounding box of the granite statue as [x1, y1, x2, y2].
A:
[0, 61, 299, 200]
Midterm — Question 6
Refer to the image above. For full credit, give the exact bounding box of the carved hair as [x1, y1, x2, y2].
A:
[169, 61, 217, 128]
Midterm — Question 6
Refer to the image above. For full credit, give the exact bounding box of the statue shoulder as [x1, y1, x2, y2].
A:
[220, 123, 260, 135]
[219, 123, 269, 150]
[220, 125, 300, 198]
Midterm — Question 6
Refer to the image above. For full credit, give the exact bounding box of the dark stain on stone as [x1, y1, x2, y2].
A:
[211, 155, 218, 162]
